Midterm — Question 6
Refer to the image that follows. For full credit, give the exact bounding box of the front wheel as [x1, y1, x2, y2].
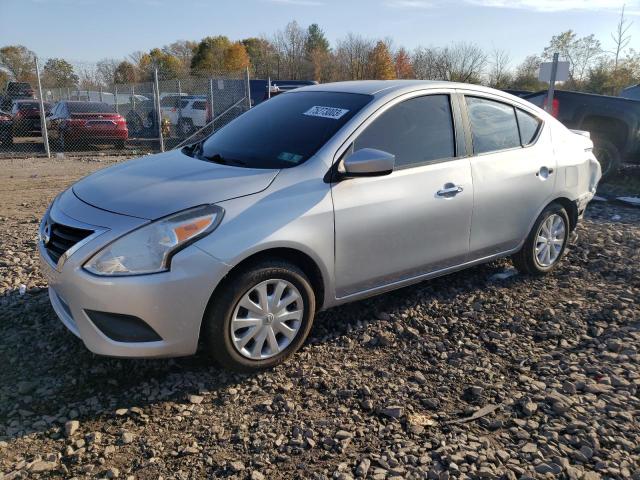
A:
[512, 203, 570, 275]
[202, 259, 316, 372]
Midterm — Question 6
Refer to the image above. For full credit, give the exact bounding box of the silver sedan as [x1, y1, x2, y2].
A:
[38, 80, 601, 371]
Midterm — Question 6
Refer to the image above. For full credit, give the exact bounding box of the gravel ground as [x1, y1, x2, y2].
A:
[0, 156, 639, 480]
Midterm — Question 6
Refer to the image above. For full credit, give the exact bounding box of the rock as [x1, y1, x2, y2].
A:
[250, 472, 266, 480]
[29, 461, 57, 472]
[522, 443, 537, 454]
[335, 430, 353, 440]
[188, 394, 204, 404]
[380, 405, 404, 418]
[106, 467, 120, 478]
[521, 400, 537, 416]
[121, 431, 134, 444]
[65, 420, 80, 437]
[229, 461, 245, 472]
[356, 458, 371, 477]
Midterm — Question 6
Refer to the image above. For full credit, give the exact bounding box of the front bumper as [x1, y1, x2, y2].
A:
[39, 190, 231, 358]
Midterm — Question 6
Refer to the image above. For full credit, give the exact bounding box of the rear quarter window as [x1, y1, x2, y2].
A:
[516, 109, 542, 145]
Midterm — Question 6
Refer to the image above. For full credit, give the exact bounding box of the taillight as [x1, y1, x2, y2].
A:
[543, 97, 560, 118]
[115, 115, 126, 126]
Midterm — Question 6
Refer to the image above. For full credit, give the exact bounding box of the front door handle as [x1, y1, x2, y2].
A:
[437, 184, 464, 197]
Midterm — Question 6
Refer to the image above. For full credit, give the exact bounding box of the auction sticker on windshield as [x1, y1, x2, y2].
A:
[303, 106, 349, 120]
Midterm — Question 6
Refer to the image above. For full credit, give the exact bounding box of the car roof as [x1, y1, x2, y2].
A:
[292, 80, 502, 98]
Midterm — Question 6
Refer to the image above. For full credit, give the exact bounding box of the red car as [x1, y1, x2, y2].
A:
[47, 101, 128, 150]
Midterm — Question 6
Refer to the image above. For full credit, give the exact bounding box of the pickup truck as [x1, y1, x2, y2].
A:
[523, 90, 640, 178]
[0, 82, 35, 110]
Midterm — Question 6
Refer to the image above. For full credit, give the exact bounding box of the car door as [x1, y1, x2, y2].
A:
[331, 92, 473, 298]
[461, 93, 556, 259]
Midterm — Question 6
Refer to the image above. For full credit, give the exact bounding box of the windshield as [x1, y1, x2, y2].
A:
[193, 91, 372, 169]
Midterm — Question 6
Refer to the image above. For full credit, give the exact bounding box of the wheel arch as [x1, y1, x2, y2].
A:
[209, 246, 326, 312]
[550, 196, 579, 231]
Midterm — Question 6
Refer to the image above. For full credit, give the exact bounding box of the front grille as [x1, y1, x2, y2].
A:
[46, 222, 93, 264]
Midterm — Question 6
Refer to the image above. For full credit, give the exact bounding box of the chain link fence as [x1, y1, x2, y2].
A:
[0, 65, 251, 157]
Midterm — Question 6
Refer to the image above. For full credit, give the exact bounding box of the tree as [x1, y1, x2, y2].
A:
[113, 61, 138, 84]
[139, 48, 183, 81]
[510, 55, 546, 91]
[413, 43, 486, 83]
[42, 58, 78, 87]
[96, 58, 119, 85]
[611, 4, 632, 70]
[305, 24, 331, 81]
[242, 37, 278, 78]
[305, 24, 329, 57]
[394, 47, 413, 79]
[488, 49, 511, 88]
[0, 69, 8, 89]
[191, 36, 232, 74]
[223, 42, 250, 72]
[368, 41, 396, 80]
[0, 45, 36, 82]
[163, 40, 197, 71]
[273, 21, 307, 79]
[335, 33, 374, 80]
[543, 30, 602, 86]
[412, 47, 441, 80]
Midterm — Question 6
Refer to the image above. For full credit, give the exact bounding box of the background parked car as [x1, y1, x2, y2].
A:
[47, 101, 128, 150]
[523, 89, 640, 177]
[0, 81, 35, 110]
[0, 109, 11, 146]
[159, 95, 212, 136]
[11, 99, 52, 138]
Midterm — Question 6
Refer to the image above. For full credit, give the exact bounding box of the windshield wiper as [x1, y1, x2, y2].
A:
[202, 153, 247, 166]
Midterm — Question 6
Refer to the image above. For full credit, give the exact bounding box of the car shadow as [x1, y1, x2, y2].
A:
[0, 256, 538, 443]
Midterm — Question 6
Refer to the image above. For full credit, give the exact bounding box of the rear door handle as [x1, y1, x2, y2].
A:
[437, 184, 464, 197]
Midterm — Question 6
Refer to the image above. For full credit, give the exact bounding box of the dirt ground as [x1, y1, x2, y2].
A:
[0, 156, 639, 480]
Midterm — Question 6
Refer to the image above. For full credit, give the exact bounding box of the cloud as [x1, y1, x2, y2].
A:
[464, 0, 639, 13]
[385, 0, 433, 8]
[263, 0, 324, 5]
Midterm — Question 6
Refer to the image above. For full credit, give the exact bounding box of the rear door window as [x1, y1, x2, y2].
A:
[516, 109, 542, 145]
[354, 94, 456, 168]
[465, 96, 521, 154]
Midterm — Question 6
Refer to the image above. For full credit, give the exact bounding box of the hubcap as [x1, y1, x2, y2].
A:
[230, 279, 304, 360]
[535, 214, 566, 267]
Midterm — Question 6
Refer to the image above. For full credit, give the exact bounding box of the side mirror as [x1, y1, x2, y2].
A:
[342, 148, 395, 177]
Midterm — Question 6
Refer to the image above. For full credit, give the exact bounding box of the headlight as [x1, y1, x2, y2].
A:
[84, 205, 223, 276]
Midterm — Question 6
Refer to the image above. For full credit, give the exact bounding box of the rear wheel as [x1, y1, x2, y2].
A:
[592, 137, 621, 179]
[512, 203, 570, 275]
[177, 118, 194, 137]
[202, 259, 316, 372]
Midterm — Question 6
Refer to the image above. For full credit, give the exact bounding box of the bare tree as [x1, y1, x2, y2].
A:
[488, 49, 511, 88]
[412, 46, 442, 80]
[334, 33, 374, 80]
[96, 58, 119, 86]
[273, 21, 307, 79]
[611, 4, 632, 69]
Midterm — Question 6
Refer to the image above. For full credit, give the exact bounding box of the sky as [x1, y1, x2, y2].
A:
[1, 0, 638, 69]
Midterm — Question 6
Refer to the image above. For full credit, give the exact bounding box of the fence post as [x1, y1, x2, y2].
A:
[177, 79, 182, 133]
[154, 69, 165, 152]
[267, 77, 271, 99]
[245, 67, 251, 110]
[99, 86, 103, 103]
[34, 57, 50, 158]
[114, 85, 118, 113]
[208, 78, 215, 133]
[131, 85, 135, 110]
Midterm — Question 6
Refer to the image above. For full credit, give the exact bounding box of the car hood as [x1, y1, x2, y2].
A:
[72, 150, 279, 220]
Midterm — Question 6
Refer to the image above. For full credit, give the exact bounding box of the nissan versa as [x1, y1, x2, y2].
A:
[39, 80, 601, 372]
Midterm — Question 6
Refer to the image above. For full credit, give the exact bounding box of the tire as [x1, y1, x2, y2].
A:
[177, 118, 193, 137]
[592, 137, 621, 180]
[512, 203, 570, 275]
[127, 113, 143, 136]
[202, 259, 316, 372]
